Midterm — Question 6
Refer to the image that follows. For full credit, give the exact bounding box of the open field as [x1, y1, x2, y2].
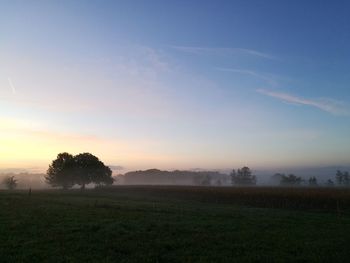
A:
[1, 186, 350, 262]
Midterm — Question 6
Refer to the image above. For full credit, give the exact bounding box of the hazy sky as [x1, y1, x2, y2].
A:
[1, 0, 350, 171]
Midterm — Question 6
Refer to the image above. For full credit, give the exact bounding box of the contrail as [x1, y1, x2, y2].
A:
[8, 77, 16, 94]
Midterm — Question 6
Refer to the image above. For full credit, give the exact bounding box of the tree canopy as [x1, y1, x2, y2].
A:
[231, 167, 257, 185]
[46, 152, 76, 189]
[45, 152, 113, 189]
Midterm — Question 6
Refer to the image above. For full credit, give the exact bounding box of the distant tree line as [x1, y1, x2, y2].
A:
[45, 152, 113, 189]
[118, 167, 350, 187]
[272, 173, 304, 186]
[271, 170, 350, 187]
[1, 159, 349, 189]
[120, 169, 229, 186]
[119, 166, 257, 186]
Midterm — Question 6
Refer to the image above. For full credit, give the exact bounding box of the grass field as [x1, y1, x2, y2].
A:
[0, 186, 350, 262]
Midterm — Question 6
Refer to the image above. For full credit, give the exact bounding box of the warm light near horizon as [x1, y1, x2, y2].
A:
[1, 116, 348, 172]
[1, 1, 350, 172]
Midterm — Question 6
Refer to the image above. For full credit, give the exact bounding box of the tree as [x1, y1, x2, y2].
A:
[335, 170, 350, 186]
[94, 166, 114, 186]
[231, 167, 256, 185]
[230, 169, 236, 185]
[280, 174, 302, 186]
[344, 171, 350, 186]
[46, 152, 114, 189]
[45, 152, 76, 189]
[308, 176, 318, 186]
[74, 153, 113, 189]
[336, 170, 343, 185]
[2, 176, 17, 190]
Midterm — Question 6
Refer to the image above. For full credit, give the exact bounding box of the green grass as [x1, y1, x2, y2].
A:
[0, 186, 350, 262]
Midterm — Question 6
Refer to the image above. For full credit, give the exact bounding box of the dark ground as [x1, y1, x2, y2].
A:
[0, 186, 349, 262]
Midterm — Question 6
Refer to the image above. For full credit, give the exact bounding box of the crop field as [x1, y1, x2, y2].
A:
[0, 186, 350, 262]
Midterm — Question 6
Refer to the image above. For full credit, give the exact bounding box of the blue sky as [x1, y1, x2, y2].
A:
[1, 0, 350, 171]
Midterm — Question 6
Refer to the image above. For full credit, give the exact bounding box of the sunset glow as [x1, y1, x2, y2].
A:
[1, 1, 350, 172]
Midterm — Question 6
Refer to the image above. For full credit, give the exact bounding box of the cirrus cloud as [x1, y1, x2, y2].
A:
[257, 89, 349, 116]
[170, 46, 276, 60]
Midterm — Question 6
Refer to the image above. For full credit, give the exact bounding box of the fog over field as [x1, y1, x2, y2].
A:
[2, 165, 349, 189]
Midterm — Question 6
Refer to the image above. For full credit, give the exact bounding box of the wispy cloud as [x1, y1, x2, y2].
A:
[8, 77, 16, 94]
[217, 68, 278, 86]
[170, 46, 276, 60]
[257, 89, 349, 115]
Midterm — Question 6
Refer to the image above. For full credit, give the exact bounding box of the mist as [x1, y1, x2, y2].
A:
[2, 165, 349, 189]
[0, 172, 47, 189]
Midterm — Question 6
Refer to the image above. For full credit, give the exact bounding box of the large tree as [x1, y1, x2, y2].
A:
[73, 152, 114, 189]
[45, 152, 76, 189]
[46, 152, 114, 189]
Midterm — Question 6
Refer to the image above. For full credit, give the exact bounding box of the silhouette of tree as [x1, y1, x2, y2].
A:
[74, 153, 113, 189]
[2, 176, 17, 190]
[94, 166, 114, 186]
[336, 170, 343, 185]
[308, 176, 318, 186]
[46, 152, 113, 189]
[45, 152, 75, 189]
[336, 170, 350, 186]
[280, 174, 302, 186]
[231, 167, 256, 185]
[344, 171, 350, 186]
[230, 169, 236, 185]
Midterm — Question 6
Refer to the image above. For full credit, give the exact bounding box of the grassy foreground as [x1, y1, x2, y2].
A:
[0, 186, 350, 263]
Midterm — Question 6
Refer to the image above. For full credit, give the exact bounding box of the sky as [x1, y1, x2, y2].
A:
[1, 0, 350, 172]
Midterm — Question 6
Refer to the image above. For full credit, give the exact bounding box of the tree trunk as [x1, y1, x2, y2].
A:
[81, 183, 85, 190]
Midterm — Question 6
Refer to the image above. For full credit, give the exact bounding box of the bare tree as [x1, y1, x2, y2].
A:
[2, 176, 17, 190]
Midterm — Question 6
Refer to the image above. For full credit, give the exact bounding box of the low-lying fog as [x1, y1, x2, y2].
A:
[1, 165, 349, 189]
